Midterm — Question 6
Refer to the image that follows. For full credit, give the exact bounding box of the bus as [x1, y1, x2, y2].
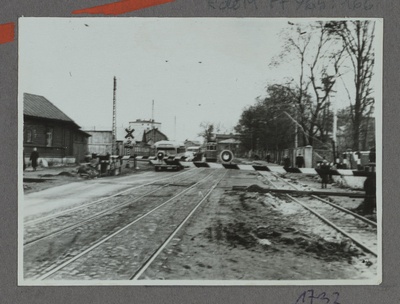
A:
[154, 140, 186, 157]
[204, 141, 217, 162]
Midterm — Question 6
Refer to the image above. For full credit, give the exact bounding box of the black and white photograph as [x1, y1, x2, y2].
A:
[19, 17, 382, 285]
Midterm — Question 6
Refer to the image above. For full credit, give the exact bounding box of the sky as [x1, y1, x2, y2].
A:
[19, 18, 382, 143]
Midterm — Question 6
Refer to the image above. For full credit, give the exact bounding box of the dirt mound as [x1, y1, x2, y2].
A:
[254, 225, 361, 262]
[78, 165, 99, 178]
[40, 174, 55, 177]
[224, 222, 256, 248]
[204, 222, 256, 249]
[204, 221, 361, 263]
[239, 193, 258, 211]
[57, 171, 75, 177]
[246, 184, 266, 192]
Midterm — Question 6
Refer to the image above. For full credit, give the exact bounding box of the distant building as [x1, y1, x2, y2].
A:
[128, 119, 162, 143]
[84, 130, 113, 155]
[23, 93, 91, 164]
[83, 120, 169, 157]
[142, 128, 168, 146]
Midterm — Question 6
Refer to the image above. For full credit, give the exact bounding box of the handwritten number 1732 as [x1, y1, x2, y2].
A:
[294, 290, 340, 304]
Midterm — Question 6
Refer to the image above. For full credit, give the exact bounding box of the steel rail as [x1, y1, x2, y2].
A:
[260, 171, 376, 226]
[130, 170, 227, 280]
[311, 195, 377, 227]
[258, 171, 378, 257]
[35, 170, 218, 280]
[24, 168, 198, 226]
[24, 169, 205, 246]
[286, 194, 377, 257]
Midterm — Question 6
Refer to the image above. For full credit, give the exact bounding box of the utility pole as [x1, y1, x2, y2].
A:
[152, 99, 155, 144]
[112, 76, 117, 155]
[332, 98, 338, 163]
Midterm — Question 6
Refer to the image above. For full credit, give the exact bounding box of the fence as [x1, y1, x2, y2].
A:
[119, 145, 156, 157]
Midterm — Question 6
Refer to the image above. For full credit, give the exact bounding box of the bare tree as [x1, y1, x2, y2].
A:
[325, 20, 376, 151]
[198, 122, 215, 143]
[272, 22, 346, 148]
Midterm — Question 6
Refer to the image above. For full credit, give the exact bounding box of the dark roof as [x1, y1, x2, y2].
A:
[24, 93, 76, 123]
[144, 128, 168, 141]
[76, 129, 92, 137]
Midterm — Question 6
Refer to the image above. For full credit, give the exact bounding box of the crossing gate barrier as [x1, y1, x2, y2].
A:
[180, 162, 375, 177]
[130, 151, 374, 177]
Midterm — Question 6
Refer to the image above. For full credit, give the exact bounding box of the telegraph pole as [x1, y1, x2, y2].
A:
[332, 98, 338, 163]
[152, 100, 155, 144]
[112, 76, 117, 155]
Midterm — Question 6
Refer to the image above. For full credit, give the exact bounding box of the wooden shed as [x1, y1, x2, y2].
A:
[23, 93, 91, 164]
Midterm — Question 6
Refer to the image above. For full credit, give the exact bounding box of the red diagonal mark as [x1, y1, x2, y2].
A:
[72, 0, 175, 15]
[0, 22, 15, 44]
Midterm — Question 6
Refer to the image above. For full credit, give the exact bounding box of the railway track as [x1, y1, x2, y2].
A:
[257, 170, 378, 257]
[24, 169, 226, 280]
[24, 168, 196, 226]
[23, 168, 203, 245]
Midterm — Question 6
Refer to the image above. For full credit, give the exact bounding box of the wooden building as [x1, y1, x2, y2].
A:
[142, 128, 168, 146]
[85, 130, 113, 155]
[23, 93, 91, 164]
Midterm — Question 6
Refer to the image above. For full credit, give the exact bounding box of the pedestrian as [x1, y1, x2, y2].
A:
[23, 148, 26, 171]
[30, 147, 39, 171]
[266, 154, 271, 163]
[319, 159, 330, 189]
[295, 153, 305, 168]
[363, 174, 376, 214]
[283, 155, 291, 169]
[369, 147, 376, 163]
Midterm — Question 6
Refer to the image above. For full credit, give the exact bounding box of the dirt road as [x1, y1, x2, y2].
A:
[21, 166, 379, 283]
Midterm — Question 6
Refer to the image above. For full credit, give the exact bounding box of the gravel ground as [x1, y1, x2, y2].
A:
[23, 162, 155, 194]
[22, 162, 379, 283]
[141, 170, 378, 281]
[142, 172, 377, 280]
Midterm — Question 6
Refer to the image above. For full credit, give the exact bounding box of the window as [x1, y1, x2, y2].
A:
[46, 128, 53, 147]
[26, 129, 32, 143]
[207, 143, 216, 151]
[24, 127, 36, 143]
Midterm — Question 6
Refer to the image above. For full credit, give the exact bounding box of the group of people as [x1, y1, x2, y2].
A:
[283, 154, 305, 169]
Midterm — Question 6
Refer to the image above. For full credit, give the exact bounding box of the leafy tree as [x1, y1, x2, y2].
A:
[235, 85, 301, 154]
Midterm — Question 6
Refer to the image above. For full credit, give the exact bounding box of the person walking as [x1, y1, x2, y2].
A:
[30, 147, 39, 171]
[319, 159, 330, 189]
[283, 155, 291, 169]
[363, 174, 376, 214]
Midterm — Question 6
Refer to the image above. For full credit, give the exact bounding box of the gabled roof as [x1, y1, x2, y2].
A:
[24, 93, 76, 124]
[143, 128, 169, 142]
